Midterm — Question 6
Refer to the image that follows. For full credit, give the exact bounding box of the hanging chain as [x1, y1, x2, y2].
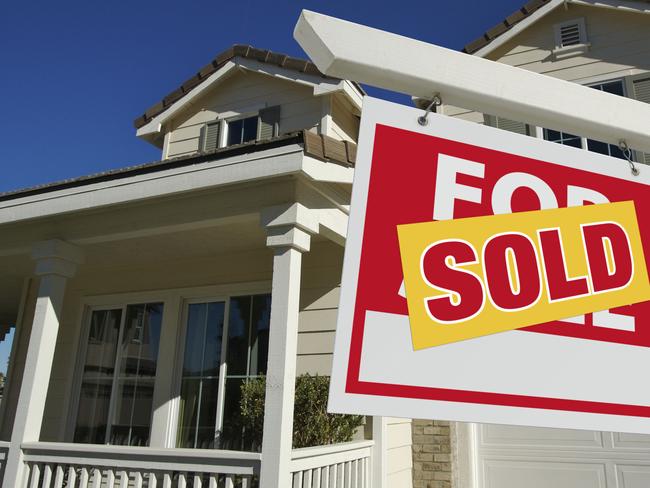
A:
[618, 140, 640, 176]
[417, 94, 442, 126]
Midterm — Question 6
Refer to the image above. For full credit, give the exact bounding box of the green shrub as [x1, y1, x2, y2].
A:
[239, 374, 364, 450]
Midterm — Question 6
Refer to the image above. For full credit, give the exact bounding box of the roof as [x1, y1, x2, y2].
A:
[463, 0, 554, 54]
[463, 0, 650, 56]
[0, 131, 356, 203]
[133, 44, 363, 130]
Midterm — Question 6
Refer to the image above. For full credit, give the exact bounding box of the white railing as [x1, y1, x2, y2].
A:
[21, 442, 261, 488]
[290, 440, 374, 488]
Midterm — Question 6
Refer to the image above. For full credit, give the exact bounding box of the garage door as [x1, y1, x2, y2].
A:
[473, 423, 650, 488]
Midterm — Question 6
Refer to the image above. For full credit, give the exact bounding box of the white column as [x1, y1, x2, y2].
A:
[372, 416, 388, 488]
[259, 204, 317, 488]
[3, 240, 83, 488]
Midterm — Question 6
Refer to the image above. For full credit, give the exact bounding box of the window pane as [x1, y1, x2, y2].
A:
[587, 139, 625, 159]
[110, 303, 163, 446]
[177, 302, 225, 448]
[597, 81, 625, 97]
[543, 129, 582, 148]
[227, 119, 243, 146]
[227, 296, 252, 376]
[178, 378, 219, 448]
[249, 295, 271, 376]
[74, 309, 122, 444]
[242, 117, 258, 143]
[220, 377, 245, 450]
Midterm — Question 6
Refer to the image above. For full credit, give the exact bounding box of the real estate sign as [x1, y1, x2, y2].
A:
[329, 96, 650, 433]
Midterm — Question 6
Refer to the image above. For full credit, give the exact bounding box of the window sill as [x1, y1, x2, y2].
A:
[552, 43, 591, 60]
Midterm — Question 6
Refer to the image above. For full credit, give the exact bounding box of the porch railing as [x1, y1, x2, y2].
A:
[290, 440, 374, 488]
[20, 442, 261, 488]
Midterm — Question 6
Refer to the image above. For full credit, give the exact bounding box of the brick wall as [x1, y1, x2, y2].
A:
[412, 419, 453, 488]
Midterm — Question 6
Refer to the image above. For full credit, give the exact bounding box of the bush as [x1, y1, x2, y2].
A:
[240, 374, 364, 450]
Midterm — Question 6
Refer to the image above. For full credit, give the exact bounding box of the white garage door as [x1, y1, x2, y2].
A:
[473, 424, 650, 488]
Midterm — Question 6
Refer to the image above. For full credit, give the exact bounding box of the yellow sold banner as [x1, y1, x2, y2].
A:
[398, 201, 650, 350]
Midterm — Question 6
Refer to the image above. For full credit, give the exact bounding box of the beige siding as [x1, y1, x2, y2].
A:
[297, 241, 344, 376]
[330, 95, 360, 142]
[165, 70, 323, 158]
[444, 4, 650, 129]
[386, 417, 414, 486]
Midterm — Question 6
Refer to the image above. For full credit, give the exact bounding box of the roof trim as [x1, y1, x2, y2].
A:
[466, 0, 650, 57]
[0, 131, 356, 204]
[133, 44, 364, 130]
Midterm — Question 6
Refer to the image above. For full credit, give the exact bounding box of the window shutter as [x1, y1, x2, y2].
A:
[486, 115, 531, 136]
[632, 78, 650, 164]
[202, 120, 221, 152]
[258, 106, 281, 141]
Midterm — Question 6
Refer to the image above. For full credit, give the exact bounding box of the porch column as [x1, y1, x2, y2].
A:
[3, 240, 83, 488]
[259, 204, 317, 488]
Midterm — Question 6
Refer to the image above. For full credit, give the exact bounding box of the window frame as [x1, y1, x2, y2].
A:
[68, 297, 167, 446]
[67, 282, 271, 448]
[222, 113, 260, 148]
[171, 292, 272, 449]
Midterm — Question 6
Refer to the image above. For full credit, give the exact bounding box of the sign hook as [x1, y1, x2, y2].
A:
[417, 94, 442, 126]
[618, 140, 640, 176]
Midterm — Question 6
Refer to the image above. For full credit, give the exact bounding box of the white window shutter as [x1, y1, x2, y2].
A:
[632, 78, 650, 164]
[202, 120, 221, 152]
[258, 106, 281, 140]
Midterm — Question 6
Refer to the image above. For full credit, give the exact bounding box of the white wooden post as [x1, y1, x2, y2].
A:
[372, 417, 388, 488]
[3, 240, 83, 488]
[259, 204, 318, 488]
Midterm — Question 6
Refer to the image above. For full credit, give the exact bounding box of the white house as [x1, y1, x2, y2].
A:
[0, 45, 412, 488]
[413, 2, 650, 488]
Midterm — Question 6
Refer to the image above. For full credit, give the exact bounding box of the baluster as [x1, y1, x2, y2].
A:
[241, 476, 250, 488]
[208, 474, 218, 488]
[28, 463, 40, 488]
[313, 468, 321, 488]
[292, 472, 302, 488]
[322, 466, 330, 488]
[68, 466, 77, 487]
[224, 474, 234, 488]
[331, 464, 338, 488]
[41, 464, 53, 488]
[105, 469, 115, 488]
[178, 472, 187, 488]
[359, 459, 365, 488]
[118, 471, 128, 488]
[352, 460, 358, 488]
[148, 472, 158, 488]
[53, 466, 65, 488]
[133, 471, 143, 488]
[162, 473, 172, 488]
[79, 467, 89, 488]
[304, 469, 313, 488]
[90, 468, 102, 488]
[345, 462, 352, 488]
[193, 474, 202, 488]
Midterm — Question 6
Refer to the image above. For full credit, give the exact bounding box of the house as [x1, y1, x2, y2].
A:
[0, 45, 413, 487]
[411, 1, 650, 487]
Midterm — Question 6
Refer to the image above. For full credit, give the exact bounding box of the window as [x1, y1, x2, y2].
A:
[176, 294, 271, 450]
[553, 18, 589, 58]
[227, 116, 259, 146]
[543, 79, 627, 160]
[201, 106, 281, 152]
[74, 303, 163, 445]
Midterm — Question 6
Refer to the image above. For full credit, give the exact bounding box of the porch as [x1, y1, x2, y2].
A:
[0, 143, 410, 487]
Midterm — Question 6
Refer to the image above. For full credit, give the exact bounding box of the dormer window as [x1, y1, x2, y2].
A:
[201, 105, 281, 152]
[553, 18, 589, 59]
[227, 116, 258, 146]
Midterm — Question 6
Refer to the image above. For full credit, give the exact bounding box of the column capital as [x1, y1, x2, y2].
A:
[31, 239, 84, 278]
[261, 203, 318, 252]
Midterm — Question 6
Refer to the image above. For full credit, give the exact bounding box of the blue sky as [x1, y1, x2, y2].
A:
[0, 0, 527, 194]
[0, 1, 529, 372]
